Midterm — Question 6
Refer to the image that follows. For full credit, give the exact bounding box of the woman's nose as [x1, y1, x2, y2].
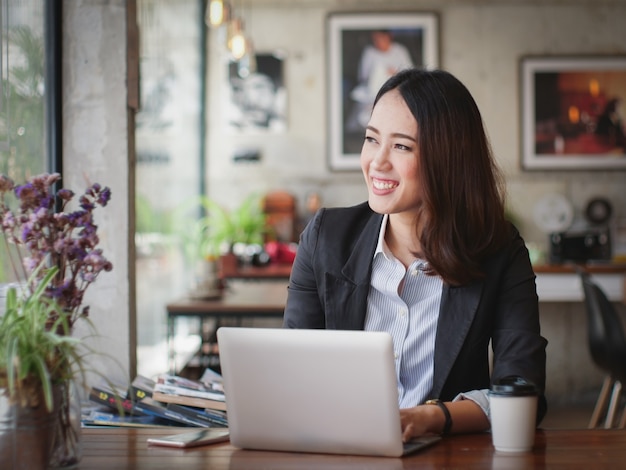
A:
[371, 146, 391, 169]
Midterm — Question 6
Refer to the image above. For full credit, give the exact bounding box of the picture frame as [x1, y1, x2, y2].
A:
[521, 55, 626, 170]
[227, 52, 287, 133]
[327, 12, 439, 171]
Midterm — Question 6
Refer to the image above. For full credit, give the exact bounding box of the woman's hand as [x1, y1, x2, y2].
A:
[400, 399, 490, 442]
[400, 405, 445, 441]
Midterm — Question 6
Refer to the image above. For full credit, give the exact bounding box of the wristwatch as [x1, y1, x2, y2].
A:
[424, 399, 452, 436]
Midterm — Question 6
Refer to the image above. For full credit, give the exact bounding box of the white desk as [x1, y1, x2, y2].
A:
[534, 264, 625, 302]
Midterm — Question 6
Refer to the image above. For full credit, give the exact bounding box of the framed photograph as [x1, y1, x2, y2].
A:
[227, 52, 287, 133]
[521, 55, 626, 170]
[327, 12, 439, 171]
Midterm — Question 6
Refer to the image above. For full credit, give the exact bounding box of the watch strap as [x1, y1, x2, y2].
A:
[425, 399, 452, 436]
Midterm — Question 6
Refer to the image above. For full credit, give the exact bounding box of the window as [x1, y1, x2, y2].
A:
[0, 0, 59, 283]
[135, 0, 204, 377]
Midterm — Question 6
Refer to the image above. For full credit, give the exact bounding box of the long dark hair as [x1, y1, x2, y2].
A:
[373, 68, 508, 285]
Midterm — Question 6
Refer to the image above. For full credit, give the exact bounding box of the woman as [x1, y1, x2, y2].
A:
[283, 68, 547, 441]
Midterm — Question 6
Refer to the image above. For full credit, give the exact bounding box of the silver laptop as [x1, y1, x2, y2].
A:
[216, 327, 441, 457]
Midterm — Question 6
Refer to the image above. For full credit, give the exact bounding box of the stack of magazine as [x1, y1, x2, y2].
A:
[83, 368, 228, 428]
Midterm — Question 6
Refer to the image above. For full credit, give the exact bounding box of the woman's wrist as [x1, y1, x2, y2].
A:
[424, 399, 453, 435]
[420, 403, 443, 435]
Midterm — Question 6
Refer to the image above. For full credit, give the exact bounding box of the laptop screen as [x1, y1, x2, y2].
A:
[217, 327, 417, 457]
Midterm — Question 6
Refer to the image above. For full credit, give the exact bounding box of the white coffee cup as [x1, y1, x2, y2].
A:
[489, 376, 538, 453]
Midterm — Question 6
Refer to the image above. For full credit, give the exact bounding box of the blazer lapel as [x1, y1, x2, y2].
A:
[431, 281, 484, 397]
[319, 206, 484, 396]
[324, 212, 383, 330]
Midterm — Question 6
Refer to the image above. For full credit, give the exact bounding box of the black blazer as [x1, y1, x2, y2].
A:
[284, 202, 547, 421]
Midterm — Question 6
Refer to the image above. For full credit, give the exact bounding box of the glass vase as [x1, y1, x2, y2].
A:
[48, 381, 82, 469]
[0, 387, 56, 469]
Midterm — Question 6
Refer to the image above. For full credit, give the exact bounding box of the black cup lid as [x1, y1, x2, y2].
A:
[489, 376, 538, 396]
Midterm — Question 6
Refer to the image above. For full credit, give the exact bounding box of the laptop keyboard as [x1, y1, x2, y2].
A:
[402, 435, 441, 456]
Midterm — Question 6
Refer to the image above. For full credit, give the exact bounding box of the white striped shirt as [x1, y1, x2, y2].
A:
[364, 215, 443, 408]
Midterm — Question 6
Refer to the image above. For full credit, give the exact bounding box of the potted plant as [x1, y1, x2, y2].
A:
[0, 266, 86, 468]
[0, 172, 113, 468]
[177, 194, 267, 295]
[184, 194, 267, 257]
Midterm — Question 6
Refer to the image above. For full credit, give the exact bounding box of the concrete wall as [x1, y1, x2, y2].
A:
[63, 0, 134, 385]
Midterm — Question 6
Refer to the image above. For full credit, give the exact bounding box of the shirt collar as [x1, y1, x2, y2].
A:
[374, 214, 394, 261]
[374, 214, 430, 269]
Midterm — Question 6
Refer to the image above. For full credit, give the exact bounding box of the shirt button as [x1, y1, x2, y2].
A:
[394, 352, 399, 359]
[399, 308, 407, 317]
[411, 268, 419, 276]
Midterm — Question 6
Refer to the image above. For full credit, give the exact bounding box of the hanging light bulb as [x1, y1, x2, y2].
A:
[227, 17, 248, 60]
[231, 33, 247, 60]
[206, 0, 230, 28]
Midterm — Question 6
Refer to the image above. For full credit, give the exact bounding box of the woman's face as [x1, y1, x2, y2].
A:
[361, 88, 422, 217]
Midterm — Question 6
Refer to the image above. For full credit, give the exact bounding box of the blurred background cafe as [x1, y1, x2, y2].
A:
[0, 0, 625, 430]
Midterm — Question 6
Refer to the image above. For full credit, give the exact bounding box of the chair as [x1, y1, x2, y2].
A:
[262, 190, 297, 243]
[578, 269, 626, 428]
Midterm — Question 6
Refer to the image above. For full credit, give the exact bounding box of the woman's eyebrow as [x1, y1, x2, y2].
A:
[365, 125, 417, 143]
[391, 132, 417, 143]
[366, 125, 417, 143]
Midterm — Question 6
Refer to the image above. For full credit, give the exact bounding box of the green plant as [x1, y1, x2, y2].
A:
[207, 194, 267, 247]
[177, 194, 267, 263]
[0, 266, 84, 411]
[0, 263, 124, 467]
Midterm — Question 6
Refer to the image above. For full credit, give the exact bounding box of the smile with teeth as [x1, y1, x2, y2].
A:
[372, 179, 398, 190]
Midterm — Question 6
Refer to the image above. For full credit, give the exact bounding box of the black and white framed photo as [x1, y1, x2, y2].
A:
[521, 55, 626, 170]
[327, 12, 439, 171]
[227, 53, 287, 133]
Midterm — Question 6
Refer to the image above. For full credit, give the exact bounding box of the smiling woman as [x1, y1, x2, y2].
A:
[284, 68, 547, 442]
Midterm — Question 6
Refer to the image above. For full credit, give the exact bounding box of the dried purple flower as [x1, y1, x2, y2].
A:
[0, 173, 113, 330]
[98, 187, 111, 207]
[57, 189, 74, 201]
[0, 175, 14, 193]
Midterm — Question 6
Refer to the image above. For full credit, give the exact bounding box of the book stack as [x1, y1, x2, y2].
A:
[152, 371, 227, 412]
[84, 369, 228, 429]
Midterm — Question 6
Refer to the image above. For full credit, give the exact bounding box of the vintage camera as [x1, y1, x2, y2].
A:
[549, 229, 611, 263]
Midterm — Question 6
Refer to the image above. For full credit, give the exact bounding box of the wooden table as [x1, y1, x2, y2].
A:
[223, 262, 292, 280]
[166, 280, 288, 372]
[79, 427, 626, 469]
